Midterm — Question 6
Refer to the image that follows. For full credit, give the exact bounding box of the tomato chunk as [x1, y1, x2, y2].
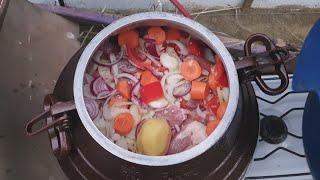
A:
[187, 39, 204, 57]
[140, 81, 164, 103]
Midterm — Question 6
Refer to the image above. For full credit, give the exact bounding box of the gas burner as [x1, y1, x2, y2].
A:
[245, 75, 313, 180]
[260, 115, 288, 144]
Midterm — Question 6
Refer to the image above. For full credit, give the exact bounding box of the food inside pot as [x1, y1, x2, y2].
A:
[83, 26, 229, 156]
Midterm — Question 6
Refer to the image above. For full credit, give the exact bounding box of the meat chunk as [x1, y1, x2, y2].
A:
[167, 121, 207, 154]
[155, 105, 187, 129]
[167, 135, 192, 154]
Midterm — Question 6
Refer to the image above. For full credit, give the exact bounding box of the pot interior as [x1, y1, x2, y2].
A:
[74, 12, 239, 166]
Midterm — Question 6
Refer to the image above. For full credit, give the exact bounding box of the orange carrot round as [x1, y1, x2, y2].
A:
[166, 28, 181, 40]
[180, 59, 202, 81]
[118, 30, 139, 48]
[116, 79, 131, 99]
[216, 101, 228, 120]
[147, 27, 166, 45]
[114, 113, 134, 135]
[140, 71, 158, 86]
[206, 120, 220, 135]
[190, 81, 209, 100]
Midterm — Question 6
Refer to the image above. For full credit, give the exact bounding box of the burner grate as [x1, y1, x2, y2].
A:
[245, 76, 312, 180]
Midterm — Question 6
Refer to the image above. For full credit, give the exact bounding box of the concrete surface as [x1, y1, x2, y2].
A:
[0, 0, 79, 179]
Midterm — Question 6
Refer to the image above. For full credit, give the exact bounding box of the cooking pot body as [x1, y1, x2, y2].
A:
[49, 47, 259, 180]
[73, 12, 240, 166]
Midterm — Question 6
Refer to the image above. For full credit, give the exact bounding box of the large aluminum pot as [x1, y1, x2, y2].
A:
[73, 12, 239, 166]
[26, 12, 289, 176]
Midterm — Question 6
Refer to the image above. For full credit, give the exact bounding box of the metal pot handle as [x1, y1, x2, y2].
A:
[25, 97, 75, 136]
[235, 33, 289, 95]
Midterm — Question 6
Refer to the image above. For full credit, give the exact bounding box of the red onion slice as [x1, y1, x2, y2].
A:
[84, 73, 94, 84]
[196, 105, 207, 119]
[84, 98, 99, 120]
[135, 120, 145, 139]
[83, 84, 96, 99]
[118, 60, 138, 73]
[93, 47, 124, 67]
[91, 77, 112, 96]
[116, 73, 139, 84]
[139, 49, 161, 67]
[144, 38, 159, 57]
[173, 81, 191, 97]
[166, 40, 188, 56]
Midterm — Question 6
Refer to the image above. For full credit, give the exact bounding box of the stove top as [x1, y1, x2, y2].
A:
[245, 75, 312, 180]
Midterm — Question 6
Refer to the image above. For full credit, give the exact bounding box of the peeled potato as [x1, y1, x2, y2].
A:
[136, 118, 171, 156]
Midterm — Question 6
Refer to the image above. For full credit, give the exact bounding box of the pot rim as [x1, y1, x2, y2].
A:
[74, 12, 239, 166]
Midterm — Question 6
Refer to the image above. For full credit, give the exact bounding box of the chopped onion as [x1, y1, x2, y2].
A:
[160, 72, 179, 103]
[156, 44, 165, 56]
[144, 38, 159, 57]
[196, 105, 207, 119]
[142, 111, 155, 120]
[166, 74, 183, 84]
[166, 40, 188, 56]
[103, 106, 130, 121]
[83, 84, 96, 99]
[135, 120, 145, 138]
[139, 49, 161, 67]
[85, 98, 99, 120]
[84, 73, 94, 84]
[96, 89, 116, 100]
[93, 47, 124, 66]
[91, 77, 112, 96]
[148, 98, 169, 108]
[173, 81, 191, 97]
[221, 87, 230, 102]
[98, 66, 113, 82]
[130, 104, 141, 126]
[110, 53, 119, 83]
[202, 69, 209, 76]
[131, 83, 141, 105]
[116, 73, 139, 83]
[118, 60, 138, 73]
[217, 88, 224, 103]
[111, 101, 133, 108]
[160, 53, 179, 72]
[182, 93, 191, 101]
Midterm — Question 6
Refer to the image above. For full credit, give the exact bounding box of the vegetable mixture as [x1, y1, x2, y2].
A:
[83, 26, 229, 156]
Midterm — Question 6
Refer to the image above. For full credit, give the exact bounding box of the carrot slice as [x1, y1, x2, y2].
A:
[216, 101, 228, 120]
[166, 28, 181, 40]
[109, 95, 128, 108]
[114, 113, 134, 135]
[116, 79, 131, 99]
[118, 30, 139, 48]
[140, 70, 158, 86]
[147, 27, 166, 45]
[180, 59, 202, 81]
[190, 81, 209, 100]
[206, 120, 220, 135]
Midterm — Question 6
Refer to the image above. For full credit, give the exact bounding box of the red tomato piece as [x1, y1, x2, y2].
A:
[205, 95, 220, 115]
[187, 39, 204, 57]
[140, 81, 164, 103]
